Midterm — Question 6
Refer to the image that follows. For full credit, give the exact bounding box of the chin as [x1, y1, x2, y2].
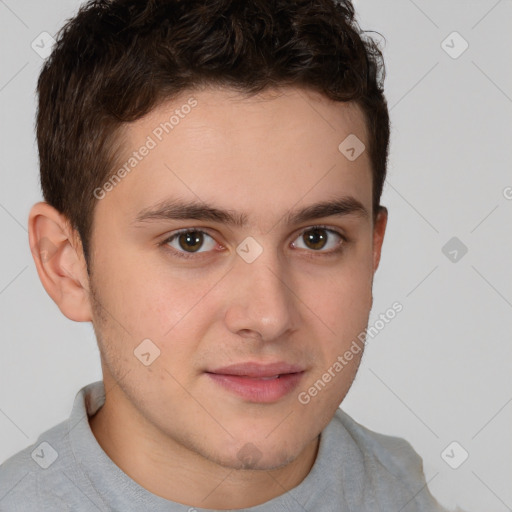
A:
[211, 438, 302, 472]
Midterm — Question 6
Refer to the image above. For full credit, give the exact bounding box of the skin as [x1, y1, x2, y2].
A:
[28, 85, 387, 509]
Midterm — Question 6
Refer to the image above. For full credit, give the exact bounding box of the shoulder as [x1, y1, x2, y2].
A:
[0, 418, 75, 510]
[0, 381, 110, 511]
[335, 409, 425, 478]
[329, 408, 452, 511]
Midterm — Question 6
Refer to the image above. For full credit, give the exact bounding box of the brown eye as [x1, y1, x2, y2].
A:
[303, 228, 328, 250]
[163, 229, 217, 257]
[292, 226, 344, 253]
[178, 231, 204, 252]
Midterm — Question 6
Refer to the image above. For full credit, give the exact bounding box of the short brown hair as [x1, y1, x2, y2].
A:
[37, 0, 389, 274]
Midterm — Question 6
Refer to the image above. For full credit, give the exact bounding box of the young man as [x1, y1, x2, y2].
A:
[0, 0, 452, 510]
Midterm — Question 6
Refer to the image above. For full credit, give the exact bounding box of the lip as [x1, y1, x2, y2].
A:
[207, 361, 305, 378]
[205, 361, 306, 403]
[206, 372, 305, 403]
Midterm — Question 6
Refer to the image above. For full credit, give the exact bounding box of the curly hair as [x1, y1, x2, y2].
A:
[36, 0, 389, 273]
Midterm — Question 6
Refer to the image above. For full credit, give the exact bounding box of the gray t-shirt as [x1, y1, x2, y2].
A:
[0, 380, 450, 511]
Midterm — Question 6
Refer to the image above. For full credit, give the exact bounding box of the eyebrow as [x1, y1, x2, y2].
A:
[132, 195, 369, 227]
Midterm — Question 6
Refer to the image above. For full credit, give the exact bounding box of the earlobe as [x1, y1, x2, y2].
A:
[28, 201, 93, 322]
[372, 206, 388, 273]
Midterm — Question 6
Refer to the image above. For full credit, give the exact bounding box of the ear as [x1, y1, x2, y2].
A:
[372, 206, 388, 273]
[28, 201, 93, 322]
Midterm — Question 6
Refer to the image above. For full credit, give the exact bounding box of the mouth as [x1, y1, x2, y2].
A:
[205, 362, 306, 403]
[206, 361, 305, 378]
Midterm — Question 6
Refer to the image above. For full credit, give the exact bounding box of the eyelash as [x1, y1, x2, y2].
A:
[158, 225, 348, 260]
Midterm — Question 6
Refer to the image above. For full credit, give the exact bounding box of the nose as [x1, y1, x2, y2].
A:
[223, 244, 298, 341]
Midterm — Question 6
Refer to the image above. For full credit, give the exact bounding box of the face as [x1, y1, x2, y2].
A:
[84, 86, 387, 471]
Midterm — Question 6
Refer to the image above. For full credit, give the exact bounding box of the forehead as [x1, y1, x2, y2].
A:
[99, 86, 372, 228]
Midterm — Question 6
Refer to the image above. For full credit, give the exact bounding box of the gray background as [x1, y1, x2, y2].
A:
[1, 1, 511, 510]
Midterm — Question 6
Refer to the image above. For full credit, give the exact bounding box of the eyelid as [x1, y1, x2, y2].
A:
[289, 225, 347, 258]
[158, 228, 219, 259]
[159, 224, 347, 259]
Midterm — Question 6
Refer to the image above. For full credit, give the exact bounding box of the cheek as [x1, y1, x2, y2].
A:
[93, 250, 187, 334]
[327, 277, 372, 333]
[300, 255, 373, 333]
[136, 274, 216, 335]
